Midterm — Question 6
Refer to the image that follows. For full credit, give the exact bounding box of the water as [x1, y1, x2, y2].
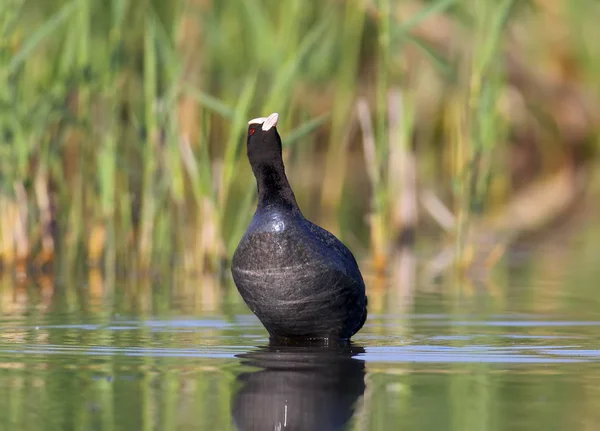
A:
[1, 228, 600, 430]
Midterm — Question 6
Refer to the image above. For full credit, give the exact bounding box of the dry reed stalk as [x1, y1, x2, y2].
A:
[179, 135, 210, 274]
[0, 272, 21, 315]
[199, 197, 224, 268]
[389, 247, 417, 304]
[387, 91, 404, 230]
[88, 223, 107, 267]
[196, 273, 220, 313]
[88, 268, 104, 299]
[177, 0, 210, 149]
[34, 170, 55, 265]
[388, 90, 418, 242]
[0, 273, 10, 313]
[357, 98, 387, 268]
[13, 182, 29, 277]
[138, 212, 155, 271]
[420, 189, 456, 231]
[357, 99, 378, 195]
[0, 196, 16, 265]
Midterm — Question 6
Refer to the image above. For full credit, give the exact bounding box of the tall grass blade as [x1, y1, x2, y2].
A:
[6, 0, 79, 76]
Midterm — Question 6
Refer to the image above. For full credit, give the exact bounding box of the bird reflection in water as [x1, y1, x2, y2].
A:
[232, 341, 366, 431]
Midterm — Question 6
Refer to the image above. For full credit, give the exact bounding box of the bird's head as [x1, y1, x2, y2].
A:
[246, 112, 282, 166]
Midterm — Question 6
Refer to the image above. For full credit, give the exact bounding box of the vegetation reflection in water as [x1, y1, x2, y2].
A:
[1, 219, 600, 431]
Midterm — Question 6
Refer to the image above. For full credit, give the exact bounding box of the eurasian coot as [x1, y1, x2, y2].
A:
[231, 113, 368, 340]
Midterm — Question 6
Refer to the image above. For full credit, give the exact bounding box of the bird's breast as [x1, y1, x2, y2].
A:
[232, 210, 348, 277]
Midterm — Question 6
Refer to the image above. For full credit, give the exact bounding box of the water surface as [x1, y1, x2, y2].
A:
[1, 225, 600, 430]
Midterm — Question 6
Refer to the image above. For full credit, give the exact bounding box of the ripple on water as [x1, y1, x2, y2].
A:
[0, 316, 599, 365]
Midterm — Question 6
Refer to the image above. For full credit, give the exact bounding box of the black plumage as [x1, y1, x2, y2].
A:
[232, 341, 366, 430]
[231, 113, 368, 340]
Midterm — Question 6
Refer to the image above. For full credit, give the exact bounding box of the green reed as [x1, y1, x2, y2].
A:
[450, 0, 515, 258]
[0, 0, 598, 277]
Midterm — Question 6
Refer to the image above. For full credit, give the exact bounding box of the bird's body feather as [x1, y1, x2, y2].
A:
[231, 113, 367, 340]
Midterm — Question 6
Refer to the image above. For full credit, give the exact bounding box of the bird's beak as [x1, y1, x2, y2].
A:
[247, 113, 279, 130]
[261, 113, 279, 131]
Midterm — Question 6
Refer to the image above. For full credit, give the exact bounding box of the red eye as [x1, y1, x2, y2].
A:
[249, 128, 256, 135]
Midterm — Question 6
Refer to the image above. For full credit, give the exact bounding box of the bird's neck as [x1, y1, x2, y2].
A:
[253, 159, 299, 211]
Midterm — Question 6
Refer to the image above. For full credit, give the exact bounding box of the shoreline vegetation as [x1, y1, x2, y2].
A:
[1, 0, 598, 281]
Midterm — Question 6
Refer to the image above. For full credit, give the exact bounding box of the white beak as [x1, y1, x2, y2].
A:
[248, 112, 279, 131]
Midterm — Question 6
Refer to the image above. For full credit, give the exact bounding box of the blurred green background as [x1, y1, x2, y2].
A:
[1, 0, 599, 279]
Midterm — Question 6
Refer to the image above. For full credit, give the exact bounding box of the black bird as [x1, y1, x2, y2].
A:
[231, 113, 368, 340]
[232, 341, 366, 431]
